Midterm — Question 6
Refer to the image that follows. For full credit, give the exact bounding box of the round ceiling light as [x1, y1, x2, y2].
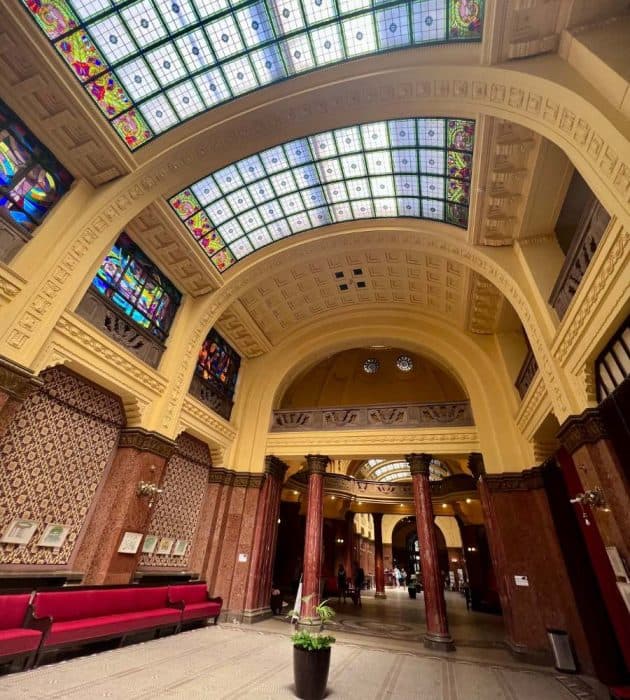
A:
[396, 355, 413, 372]
[363, 358, 380, 374]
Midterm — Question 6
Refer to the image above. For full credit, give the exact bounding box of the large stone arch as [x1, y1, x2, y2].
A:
[227, 308, 532, 474]
[2, 53, 628, 371]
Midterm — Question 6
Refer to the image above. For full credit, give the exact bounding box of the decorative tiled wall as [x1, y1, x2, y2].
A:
[0, 367, 124, 566]
[139, 433, 211, 568]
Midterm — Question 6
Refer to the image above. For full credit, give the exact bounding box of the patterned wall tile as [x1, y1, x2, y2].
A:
[0, 368, 123, 566]
[140, 433, 211, 568]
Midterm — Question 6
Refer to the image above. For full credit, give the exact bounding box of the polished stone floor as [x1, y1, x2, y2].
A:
[0, 589, 607, 699]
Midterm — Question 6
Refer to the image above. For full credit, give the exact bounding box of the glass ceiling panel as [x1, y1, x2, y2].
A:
[169, 117, 475, 272]
[358, 458, 449, 481]
[22, 1, 484, 150]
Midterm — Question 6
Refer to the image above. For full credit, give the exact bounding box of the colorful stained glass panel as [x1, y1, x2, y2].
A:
[170, 117, 476, 271]
[22, 0, 484, 149]
[86, 72, 131, 117]
[196, 328, 241, 399]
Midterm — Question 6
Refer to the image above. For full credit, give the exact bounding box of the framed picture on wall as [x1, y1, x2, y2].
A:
[118, 531, 143, 554]
[1, 519, 39, 545]
[38, 523, 70, 548]
[173, 540, 188, 557]
[142, 534, 158, 554]
[156, 537, 174, 555]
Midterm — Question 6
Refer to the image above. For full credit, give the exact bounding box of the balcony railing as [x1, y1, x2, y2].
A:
[287, 471, 477, 504]
[0, 215, 30, 263]
[549, 200, 610, 319]
[270, 400, 473, 432]
[515, 348, 538, 399]
[189, 373, 234, 421]
[75, 287, 166, 368]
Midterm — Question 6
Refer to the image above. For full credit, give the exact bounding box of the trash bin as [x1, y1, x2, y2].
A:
[547, 629, 577, 672]
[407, 585, 417, 599]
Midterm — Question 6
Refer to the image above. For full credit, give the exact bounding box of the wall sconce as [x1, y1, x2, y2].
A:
[570, 488, 610, 526]
[336, 538, 345, 544]
[136, 466, 163, 509]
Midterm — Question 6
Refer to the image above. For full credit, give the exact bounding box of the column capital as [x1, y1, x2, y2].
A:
[264, 455, 289, 482]
[467, 452, 486, 480]
[557, 408, 608, 453]
[0, 355, 43, 401]
[406, 453, 433, 476]
[305, 454, 329, 475]
[118, 427, 177, 460]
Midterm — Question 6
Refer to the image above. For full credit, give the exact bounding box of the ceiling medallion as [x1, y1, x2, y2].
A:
[363, 358, 380, 374]
[396, 355, 414, 372]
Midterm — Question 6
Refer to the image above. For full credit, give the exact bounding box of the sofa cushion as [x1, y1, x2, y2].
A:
[182, 601, 221, 621]
[34, 587, 170, 621]
[0, 594, 31, 630]
[43, 608, 180, 647]
[168, 584, 209, 605]
[0, 628, 42, 657]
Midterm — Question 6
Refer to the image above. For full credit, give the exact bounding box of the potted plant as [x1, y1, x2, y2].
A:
[288, 596, 336, 700]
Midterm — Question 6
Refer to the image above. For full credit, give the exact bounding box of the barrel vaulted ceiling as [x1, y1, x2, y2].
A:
[3, 0, 625, 358]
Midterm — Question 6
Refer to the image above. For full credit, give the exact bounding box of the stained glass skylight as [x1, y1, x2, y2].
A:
[21, 1, 484, 150]
[358, 458, 449, 482]
[169, 117, 475, 272]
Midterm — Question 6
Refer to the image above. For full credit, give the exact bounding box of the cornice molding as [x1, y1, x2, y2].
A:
[481, 466, 545, 492]
[406, 453, 433, 476]
[118, 427, 177, 459]
[0, 355, 43, 401]
[556, 408, 608, 453]
[208, 467, 265, 489]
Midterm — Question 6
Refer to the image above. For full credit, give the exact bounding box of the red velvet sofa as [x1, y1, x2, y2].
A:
[167, 584, 222, 625]
[31, 587, 183, 659]
[0, 594, 46, 669]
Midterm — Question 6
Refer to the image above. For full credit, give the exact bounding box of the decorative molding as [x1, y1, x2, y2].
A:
[207, 467, 265, 489]
[0, 355, 43, 401]
[0, 263, 24, 306]
[0, 217, 30, 264]
[481, 466, 546, 492]
[180, 394, 236, 442]
[305, 454, 329, 475]
[515, 371, 551, 439]
[466, 273, 503, 334]
[264, 455, 289, 482]
[271, 401, 474, 432]
[406, 453, 433, 477]
[216, 302, 272, 358]
[118, 427, 177, 459]
[556, 408, 608, 454]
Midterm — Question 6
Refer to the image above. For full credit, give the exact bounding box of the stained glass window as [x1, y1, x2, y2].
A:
[21, 0, 484, 150]
[92, 232, 182, 341]
[358, 458, 449, 481]
[196, 328, 241, 399]
[170, 117, 475, 271]
[0, 100, 73, 235]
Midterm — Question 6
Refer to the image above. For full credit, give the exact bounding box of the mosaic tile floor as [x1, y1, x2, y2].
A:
[0, 623, 607, 700]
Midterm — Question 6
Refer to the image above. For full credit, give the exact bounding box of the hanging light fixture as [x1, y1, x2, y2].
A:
[396, 355, 413, 372]
[363, 358, 380, 374]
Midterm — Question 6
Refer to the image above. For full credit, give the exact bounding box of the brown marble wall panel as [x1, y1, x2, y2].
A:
[0, 368, 123, 569]
[78, 448, 168, 584]
[204, 482, 230, 593]
[227, 487, 260, 614]
[383, 543, 393, 571]
[188, 477, 218, 575]
[139, 434, 211, 569]
[484, 485, 593, 671]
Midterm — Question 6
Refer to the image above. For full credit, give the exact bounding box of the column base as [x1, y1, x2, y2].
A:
[374, 591, 387, 599]
[423, 632, 455, 652]
[241, 606, 273, 624]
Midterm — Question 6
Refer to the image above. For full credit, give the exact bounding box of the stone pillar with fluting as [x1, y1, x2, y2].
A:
[407, 453, 455, 651]
[301, 454, 328, 622]
[373, 512, 386, 598]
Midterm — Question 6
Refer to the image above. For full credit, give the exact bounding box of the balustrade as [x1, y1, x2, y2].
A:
[271, 400, 473, 432]
[515, 349, 539, 399]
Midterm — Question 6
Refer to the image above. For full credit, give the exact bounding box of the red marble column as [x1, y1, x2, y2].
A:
[0, 356, 43, 440]
[343, 509, 355, 578]
[373, 512, 386, 598]
[244, 456, 288, 618]
[407, 453, 455, 651]
[301, 454, 328, 622]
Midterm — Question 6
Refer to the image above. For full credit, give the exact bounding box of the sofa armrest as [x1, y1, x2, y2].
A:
[207, 596, 223, 606]
[24, 604, 52, 636]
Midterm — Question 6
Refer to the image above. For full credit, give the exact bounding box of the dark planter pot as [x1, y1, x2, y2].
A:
[293, 645, 331, 700]
[408, 586, 417, 599]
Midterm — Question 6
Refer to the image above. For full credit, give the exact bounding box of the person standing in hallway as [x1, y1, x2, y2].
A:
[393, 565, 401, 587]
[337, 563, 347, 603]
[353, 561, 365, 607]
